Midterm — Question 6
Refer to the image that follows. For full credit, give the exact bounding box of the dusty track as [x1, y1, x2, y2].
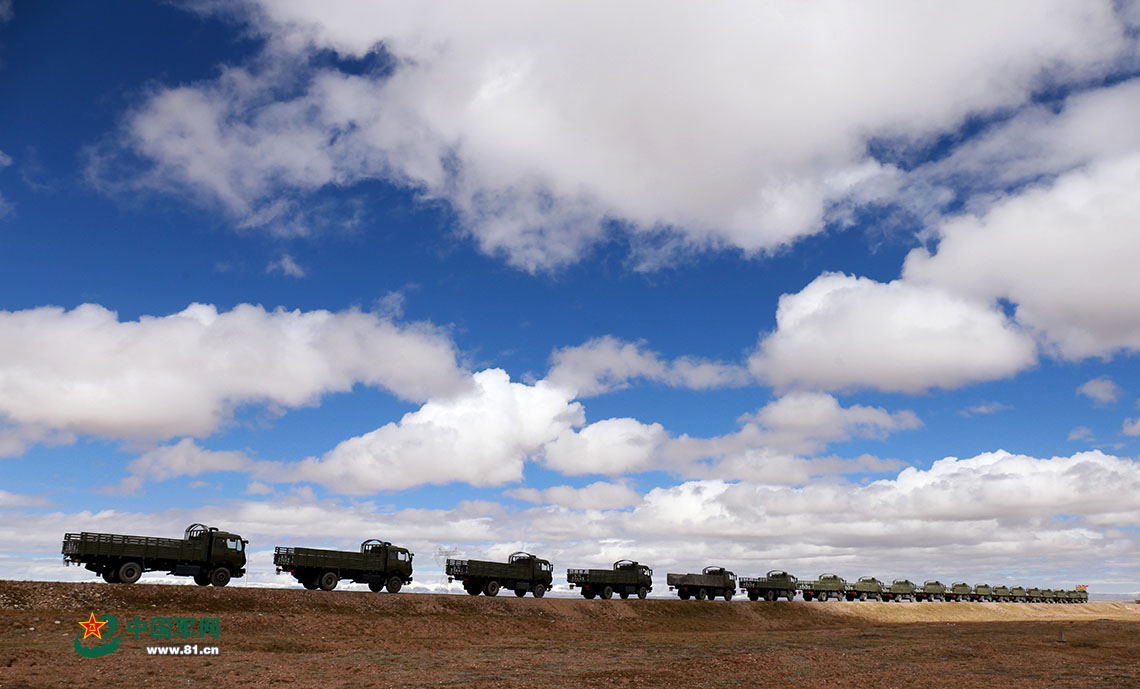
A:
[3, 580, 1138, 688]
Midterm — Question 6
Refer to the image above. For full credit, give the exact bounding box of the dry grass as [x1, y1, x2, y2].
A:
[2, 580, 1138, 688]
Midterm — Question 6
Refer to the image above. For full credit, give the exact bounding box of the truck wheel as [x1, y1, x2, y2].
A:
[318, 571, 339, 591]
[533, 583, 547, 598]
[484, 580, 500, 597]
[619, 591, 630, 600]
[724, 591, 733, 602]
[638, 587, 648, 600]
[386, 576, 403, 594]
[764, 590, 776, 602]
[368, 581, 383, 593]
[601, 586, 614, 600]
[116, 561, 142, 584]
[858, 593, 867, 602]
[515, 586, 527, 597]
[584, 589, 597, 599]
[785, 590, 796, 601]
[748, 590, 759, 601]
[464, 582, 480, 596]
[803, 591, 813, 601]
[302, 577, 319, 590]
[101, 569, 119, 583]
[696, 588, 707, 601]
[211, 567, 231, 587]
[679, 590, 691, 600]
[194, 573, 211, 586]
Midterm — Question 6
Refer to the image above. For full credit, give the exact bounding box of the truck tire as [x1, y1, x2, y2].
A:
[303, 578, 319, 590]
[679, 590, 691, 600]
[619, 591, 630, 599]
[484, 580, 500, 597]
[117, 561, 143, 584]
[194, 573, 211, 586]
[319, 571, 339, 591]
[724, 591, 733, 602]
[101, 569, 119, 584]
[464, 582, 481, 596]
[858, 593, 867, 602]
[368, 581, 383, 592]
[515, 586, 527, 597]
[637, 586, 648, 600]
[210, 567, 231, 587]
[386, 576, 403, 594]
[533, 583, 547, 598]
[785, 590, 795, 601]
[803, 591, 814, 601]
[584, 589, 597, 599]
[748, 590, 759, 601]
[696, 588, 707, 601]
[601, 585, 614, 600]
[764, 590, 776, 602]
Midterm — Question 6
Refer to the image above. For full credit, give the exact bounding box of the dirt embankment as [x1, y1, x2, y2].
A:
[3, 580, 1139, 689]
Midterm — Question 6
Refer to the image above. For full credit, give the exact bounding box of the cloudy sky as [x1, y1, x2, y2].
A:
[2, 1, 1139, 596]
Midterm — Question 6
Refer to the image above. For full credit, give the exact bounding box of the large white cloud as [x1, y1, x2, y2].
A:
[905, 151, 1140, 360]
[0, 303, 467, 452]
[283, 368, 584, 493]
[100, 1, 1135, 269]
[750, 273, 1037, 393]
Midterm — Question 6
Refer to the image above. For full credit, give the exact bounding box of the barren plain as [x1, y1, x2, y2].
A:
[2, 580, 1138, 688]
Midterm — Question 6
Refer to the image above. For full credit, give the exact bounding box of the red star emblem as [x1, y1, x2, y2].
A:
[78, 612, 107, 640]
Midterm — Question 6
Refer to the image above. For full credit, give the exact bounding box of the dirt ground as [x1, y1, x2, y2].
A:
[2, 580, 1138, 688]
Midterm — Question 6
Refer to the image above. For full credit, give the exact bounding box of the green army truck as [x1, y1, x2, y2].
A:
[849, 576, 886, 601]
[1040, 588, 1058, 603]
[948, 582, 974, 602]
[446, 551, 552, 597]
[567, 560, 653, 600]
[992, 585, 1011, 602]
[917, 580, 947, 602]
[1009, 586, 1028, 602]
[799, 573, 846, 601]
[1026, 587, 1045, 602]
[274, 538, 413, 593]
[668, 566, 737, 601]
[740, 570, 797, 601]
[62, 523, 246, 587]
[886, 579, 917, 602]
[972, 583, 994, 602]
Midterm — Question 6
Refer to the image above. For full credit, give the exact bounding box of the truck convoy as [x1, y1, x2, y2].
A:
[59, 526, 1090, 604]
[445, 551, 553, 597]
[61, 523, 246, 587]
[273, 539, 413, 592]
[567, 560, 653, 600]
[667, 566, 737, 601]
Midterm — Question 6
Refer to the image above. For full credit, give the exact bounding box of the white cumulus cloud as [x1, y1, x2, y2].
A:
[100, 1, 1135, 269]
[0, 303, 467, 453]
[749, 273, 1037, 393]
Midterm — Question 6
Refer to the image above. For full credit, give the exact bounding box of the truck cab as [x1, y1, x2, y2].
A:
[206, 530, 248, 574]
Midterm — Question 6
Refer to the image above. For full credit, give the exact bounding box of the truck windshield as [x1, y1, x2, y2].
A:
[225, 537, 243, 551]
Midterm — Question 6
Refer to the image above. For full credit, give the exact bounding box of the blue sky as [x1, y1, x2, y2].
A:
[2, 1, 1140, 595]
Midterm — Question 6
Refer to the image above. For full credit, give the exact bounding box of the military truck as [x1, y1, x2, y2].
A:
[667, 566, 737, 601]
[739, 570, 797, 601]
[446, 551, 552, 597]
[61, 523, 246, 587]
[948, 581, 973, 602]
[1026, 587, 1044, 602]
[972, 583, 994, 602]
[1040, 588, 1058, 603]
[274, 538, 413, 592]
[1009, 586, 1028, 602]
[850, 576, 885, 601]
[567, 560, 653, 600]
[992, 585, 1011, 602]
[886, 579, 917, 602]
[799, 573, 846, 601]
[917, 580, 947, 602]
